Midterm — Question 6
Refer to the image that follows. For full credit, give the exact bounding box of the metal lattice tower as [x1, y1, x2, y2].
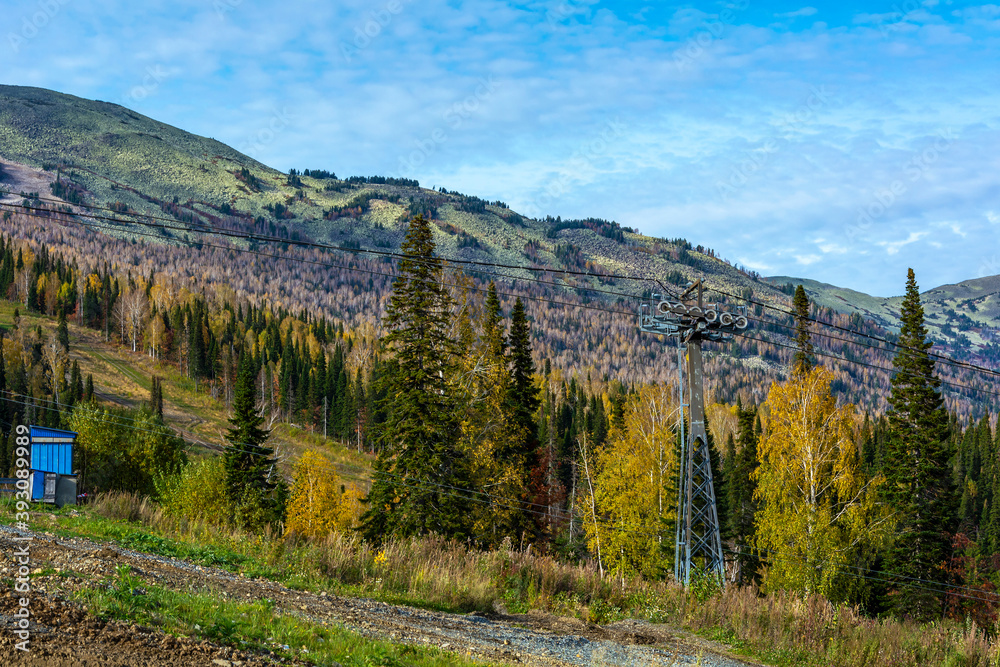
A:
[639, 280, 749, 586]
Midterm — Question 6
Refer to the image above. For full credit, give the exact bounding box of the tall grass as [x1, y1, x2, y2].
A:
[85, 492, 1000, 666]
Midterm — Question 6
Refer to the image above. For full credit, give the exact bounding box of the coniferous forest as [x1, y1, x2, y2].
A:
[2, 205, 1000, 665]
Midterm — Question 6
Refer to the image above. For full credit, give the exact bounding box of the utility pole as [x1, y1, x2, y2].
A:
[640, 280, 749, 587]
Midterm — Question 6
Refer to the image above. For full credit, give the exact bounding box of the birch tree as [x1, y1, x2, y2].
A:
[588, 384, 678, 580]
[754, 367, 892, 601]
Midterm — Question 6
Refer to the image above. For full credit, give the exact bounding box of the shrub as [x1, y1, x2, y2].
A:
[156, 457, 228, 525]
[71, 404, 186, 496]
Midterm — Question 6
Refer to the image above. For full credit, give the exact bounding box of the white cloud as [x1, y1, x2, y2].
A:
[776, 7, 819, 19]
[878, 231, 930, 255]
[737, 257, 773, 272]
[2, 0, 997, 296]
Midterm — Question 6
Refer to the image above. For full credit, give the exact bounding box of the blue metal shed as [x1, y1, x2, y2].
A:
[29, 426, 78, 505]
[30, 426, 77, 475]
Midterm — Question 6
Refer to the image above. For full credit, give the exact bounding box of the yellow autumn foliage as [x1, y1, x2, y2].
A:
[285, 450, 363, 537]
[588, 384, 679, 580]
[753, 367, 892, 600]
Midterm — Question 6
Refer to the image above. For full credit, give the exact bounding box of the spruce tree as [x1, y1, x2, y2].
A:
[223, 351, 276, 529]
[0, 331, 7, 427]
[149, 375, 163, 419]
[57, 310, 69, 353]
[359, 215, 470, 542]
[725, 401, 760, 586]
[882, 269, 953, 620]
[69, 360, 82, 406]
[509, 296, 540, 451]
[792, 285, 814, 373]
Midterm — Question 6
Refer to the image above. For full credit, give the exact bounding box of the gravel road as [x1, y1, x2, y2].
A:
[1, 523, 761, 666]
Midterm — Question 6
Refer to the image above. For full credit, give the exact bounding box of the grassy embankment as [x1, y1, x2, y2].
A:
[78, 562, 483, 667]
[4, 494, 1000, 667]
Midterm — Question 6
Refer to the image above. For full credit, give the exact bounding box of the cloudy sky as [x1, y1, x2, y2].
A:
[5, 0, 999, 295]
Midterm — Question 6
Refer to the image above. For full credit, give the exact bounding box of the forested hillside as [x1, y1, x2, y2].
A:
[1, 86, 995, 424]
[5, 84, 1000, 666]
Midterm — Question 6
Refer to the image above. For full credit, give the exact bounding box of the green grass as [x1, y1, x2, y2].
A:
[77, 564, 496, 667]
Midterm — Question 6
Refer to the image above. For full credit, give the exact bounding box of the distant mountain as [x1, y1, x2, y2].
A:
[0, 84, 995, 415]
[0, 85, 773, 296]
[765, 275, 1000, 364]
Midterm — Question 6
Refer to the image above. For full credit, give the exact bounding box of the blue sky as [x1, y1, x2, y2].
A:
[4, 0, 999, 296]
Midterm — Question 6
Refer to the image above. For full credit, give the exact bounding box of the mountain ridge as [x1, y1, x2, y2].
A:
[0, 84, 996, 414]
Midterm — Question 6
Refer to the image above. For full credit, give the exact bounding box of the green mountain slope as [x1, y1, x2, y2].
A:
[766, 275, 1000, 363]
[0, 84, 995, 414]
[0, 85, 778, 298]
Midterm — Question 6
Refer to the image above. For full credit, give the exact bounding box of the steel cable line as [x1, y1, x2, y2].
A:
[653, 279, 1000, 382]
[0, 205, 641, 316]
[11, 195, 999, 384]
[15, 199, 999, 387]
[654, 278, 1000, 396]
[724, 329, 1000, 399]
[696, 280, 1000, 381]
[4, 197, 650, 283]
[0, 202, 641, 303]
[738, 310, 1000, 384]
[9, 204, 1000, 401]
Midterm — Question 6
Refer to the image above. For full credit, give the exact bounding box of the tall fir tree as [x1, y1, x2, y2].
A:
[509, 297, 541, 510]
[359, 215, 470, 542]
[70, 360, 83, 405]
[725, 400, 760, 586]
[792, 285, 814, 373]
[882, 268, 953, 620]
[57, 309, 69, 353]
[223, 351, 277, 529]
[0, 330, 7, 428]
[149, 375, 163, 419]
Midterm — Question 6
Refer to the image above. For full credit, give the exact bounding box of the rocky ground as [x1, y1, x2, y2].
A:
[1, 524, 762, 666]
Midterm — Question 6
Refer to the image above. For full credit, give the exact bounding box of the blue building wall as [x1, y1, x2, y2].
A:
[30, 426, 77, 475]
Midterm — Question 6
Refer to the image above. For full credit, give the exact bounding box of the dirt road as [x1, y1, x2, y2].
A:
[1, 525, 761, 666]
